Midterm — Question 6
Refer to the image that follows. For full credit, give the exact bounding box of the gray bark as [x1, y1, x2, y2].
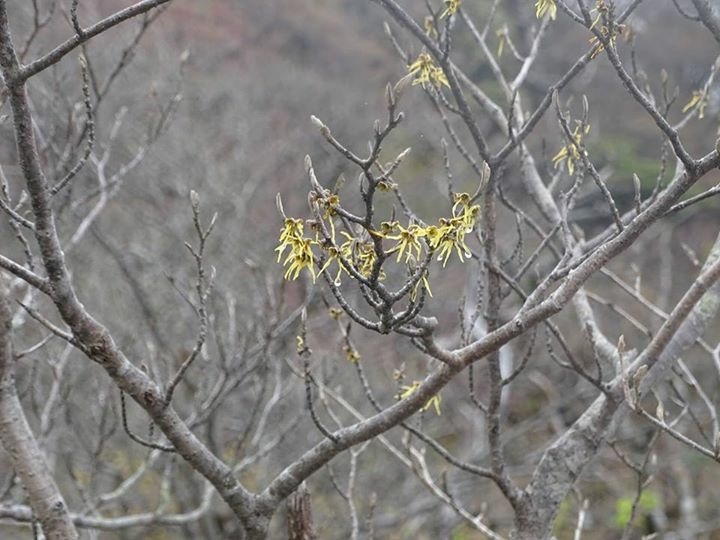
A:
[513, 234, 720, 539]
[691, 0, 720, 44]
[0, 274, 78, 540]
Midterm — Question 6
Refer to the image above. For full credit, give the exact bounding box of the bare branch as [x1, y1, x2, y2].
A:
[20, 0, 172, 82]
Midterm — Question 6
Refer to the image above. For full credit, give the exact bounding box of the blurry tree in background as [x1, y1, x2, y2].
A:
[1, 0, 720, 539]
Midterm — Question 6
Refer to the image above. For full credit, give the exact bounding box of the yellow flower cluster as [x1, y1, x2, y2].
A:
[373, 222, 424, 263]
[320, 230, 381, 285]
[276, 214, 381, 287]
[588, 0, 631, 59]
[276, 192, 480, 294]
[371, 192, 479, 268]
[276, 218, 317, 281]
[552, 123, 590, 176]
[534, 0, 556, 20]
[408, 52, 449, 89]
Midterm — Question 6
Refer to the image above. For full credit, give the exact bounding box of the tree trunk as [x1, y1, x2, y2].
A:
[287, 484, 317, 540]
[0, 275, 78, 540]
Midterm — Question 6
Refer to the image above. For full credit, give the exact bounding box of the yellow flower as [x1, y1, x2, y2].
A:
[276, 216, 320, 281]
[588, 3, 631, 60]
[428, 218, 472, 267]
[410, 270, 433, 302]
[318, 230, 362, 285]
[376, 179, 397, 192]
[552, 123, 590, 176]
[682, 90, 708, 119]
[319, 193, 340, 218]
[343, 345, 361, 363]
[408, 52, 449, 89]
[461, 204, 480, 231]
[451, 192, 481, 232]
[370, 221, 399, 238]
[535, 0, 556, 20]
[275, 217, 304, 262]
[425, 210, 480, 268]
[318, 245, 348, 285]
[440, 0, 461, 19]
[328, 231, 382, 280]
[281, 237, 317, 281]
[426, 393, 442, 415]
[398, 380, 442, 415]
[385, 223, 426, 263]
[424, 224, 443, 246]
[356, 241, 382, 278]
[296, 335, 309, 355]
[451, 192, 471, 215]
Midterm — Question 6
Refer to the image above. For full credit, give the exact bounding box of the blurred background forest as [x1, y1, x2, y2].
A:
[2, 0, 720, 538]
